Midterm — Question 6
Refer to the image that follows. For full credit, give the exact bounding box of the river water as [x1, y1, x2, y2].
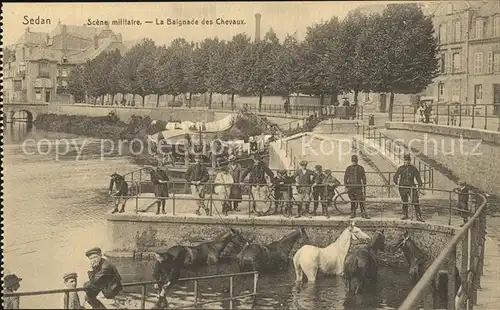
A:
[3, 122, 413, 309]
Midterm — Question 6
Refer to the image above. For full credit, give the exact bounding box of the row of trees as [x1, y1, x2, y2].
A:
[67, 3, 439, 111]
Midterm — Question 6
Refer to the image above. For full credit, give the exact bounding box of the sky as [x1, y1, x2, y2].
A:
[3, 1, 429, 46]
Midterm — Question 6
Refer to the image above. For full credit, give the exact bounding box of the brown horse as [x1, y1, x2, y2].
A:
[237, 228, 309, 272]
[344, 230, 386, 294]
[392, 230, 461, 305]
[164, 228, 247, 269]
[109, 172, 129, 213]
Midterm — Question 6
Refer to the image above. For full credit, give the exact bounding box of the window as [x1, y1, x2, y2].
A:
[35, 89, 42, 100]
[451, 80, 461, 102]
[474, 84, 482, 105]
[38, 62, 49, 77]
[488, 52, 494, 73]
[494, 52, 500, 72]
[495, 16, 500, 37]
[447, 3, 453, 15]
[438, 82, 445, 101]
[474, 53, 483, 74]
[439, 24, 447, 44]
[440, 53, 446, 73]
[453, 52, 461, 72]
[454, 20, 462, 42]
[475, 19, 484, 39]
[61, 68, 68, 77]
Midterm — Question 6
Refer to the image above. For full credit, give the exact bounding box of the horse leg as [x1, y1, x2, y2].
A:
[293, 253, 304, 283]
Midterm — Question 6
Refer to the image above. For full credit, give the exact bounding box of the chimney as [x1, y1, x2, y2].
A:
[93, 34, 98, 49]
[254, 13, 261, 42]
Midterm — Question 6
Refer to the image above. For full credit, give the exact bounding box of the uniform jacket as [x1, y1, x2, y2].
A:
[150, 169, 169, 185]
[454, 184, 471, 204]
[344, 164, 367, 187]
[185, 164, 209, 183]
[294, 169, 315, 188]
[393, 165, 423, 187]
[86, 258, 122, 299]
[240, 163, 274, 185]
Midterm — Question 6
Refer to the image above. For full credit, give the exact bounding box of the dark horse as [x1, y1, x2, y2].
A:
[237, 228, 309, 272]
[109, 172, 129, 213]
[164, 228, 247, 269]
[344, 229, 386, 294]
[392, 230, 461, 305]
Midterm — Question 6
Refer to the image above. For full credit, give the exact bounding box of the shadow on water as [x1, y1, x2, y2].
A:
[112, 257, 413, 309]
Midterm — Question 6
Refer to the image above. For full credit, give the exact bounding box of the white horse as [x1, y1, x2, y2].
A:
[293, 221, 371, 283]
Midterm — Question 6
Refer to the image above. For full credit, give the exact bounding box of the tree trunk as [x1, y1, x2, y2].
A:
[259, 92, 263, 112]
[389, 92, 395, 121]
[354, 90, 359, 106]
[173, 95, 177, 107]
[208, 92, 213, 109]
[320, 94, 325, 106]
[189, 93, 192, 108]
[142, 95, 146, 107]
[101, 95, 105, 105]
[231, 94, 235, 110]
[156, 94, 160, 108]
[111, 94, 115, 105]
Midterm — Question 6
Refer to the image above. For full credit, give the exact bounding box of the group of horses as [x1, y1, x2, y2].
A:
[150, 221, 461, 308]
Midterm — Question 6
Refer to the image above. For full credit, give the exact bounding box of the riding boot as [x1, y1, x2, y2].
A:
[204, 208, 210, 216]
[350, 202, 357, 219]
[111, 207, 119, 214]
[312, 201, 319, 216]
[156, 204, 161, 215]
[359, 204, 370, 219]
[119, 205, 125, 213]
[415, 206, 425, 222]
[295, 205, 302, 218]
[401, 205, 409, 220]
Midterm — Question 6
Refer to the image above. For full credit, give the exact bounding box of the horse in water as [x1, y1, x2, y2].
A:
[293, 221, 371, 283]
[237, 228, 309, 272]
[165, 228, 247, 269]
[392, 230, 461, 304]
[343, 230, 386, 294]
[109, 172, 129, 213]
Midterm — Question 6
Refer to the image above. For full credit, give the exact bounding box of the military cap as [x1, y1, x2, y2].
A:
[314, 165, 322, 170]
[85, 247, 102, 257]
[403, 153, 411, 160]
[351, 155, 358, 161]
[4, 274, 22, 289]
[63, 273, 78, 282]
[299, 160, 308, 166]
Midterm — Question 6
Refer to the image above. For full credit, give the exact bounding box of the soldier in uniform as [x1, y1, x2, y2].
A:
[344, 155, 370, 219]
[453, 180, 472, 226]
[83, 247, 122, 309]
[150, 166, 170, 215]
[293, 161, 315, 217]
[185, 155, 210, 216]
[393, 153, 424, 222]
[311, 165, 326, 216]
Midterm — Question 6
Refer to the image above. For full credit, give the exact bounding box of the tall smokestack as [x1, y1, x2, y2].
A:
[255, 13, 261, 42]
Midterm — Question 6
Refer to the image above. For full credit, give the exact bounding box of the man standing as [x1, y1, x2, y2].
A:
[453, 180, 472, 227]
[311, 165, 326, 216]
[240, 154, 274, 215]
[294, 161, 315, 218]
[185, 155, 210, 216]
[214, 165, 234, 216]
[323, 169, 341, 218]
[150, 166, 169, 215]
[62, 273, 83, 309]
[3, 274, 22, 309]
[272, 169, 294, 216]
[227, 155, 242, 211]
[393, 153, 424, 222]
[344, 155, 370, 219]
[83, 247, 122, 309]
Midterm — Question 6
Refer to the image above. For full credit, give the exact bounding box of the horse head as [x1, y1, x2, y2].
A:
[228, 228, 248, 248]
[348, 221, 371, 241]
[391, 230, 410, 253]
[370, 229, 386, 252]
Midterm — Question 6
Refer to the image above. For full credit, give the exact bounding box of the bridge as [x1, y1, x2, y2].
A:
[3, 102, 49, 123]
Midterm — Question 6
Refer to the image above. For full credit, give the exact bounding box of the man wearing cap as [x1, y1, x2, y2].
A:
[393, 153, 424, 221]
[214, 165, 234, 216]
[453, 180, 472, 227]
[293, 160, 315, 217]
[344, 155, 370, 219]
[185, 155, 210, 216]
[227, 155, 242, 211]
[311, 165, 327, 216]
[272, 169, 294, 215]
[83, 247, 122, 309]
[240, 154, 274, 215]
[3, 274, 22, 309]
[109, 172, 129, 214]
[62, 273, 83, 309]
[150, 165, 170, 215]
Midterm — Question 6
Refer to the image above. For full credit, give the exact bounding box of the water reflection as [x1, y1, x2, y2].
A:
[4, 121, 34, 144]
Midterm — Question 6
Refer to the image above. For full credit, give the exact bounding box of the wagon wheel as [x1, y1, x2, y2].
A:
[332, 190, 351, 215]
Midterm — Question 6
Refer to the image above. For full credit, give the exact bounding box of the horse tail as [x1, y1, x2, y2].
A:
[293, 249, 303, 282]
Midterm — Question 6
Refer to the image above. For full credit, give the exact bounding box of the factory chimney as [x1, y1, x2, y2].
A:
[254, 13, 261, 42]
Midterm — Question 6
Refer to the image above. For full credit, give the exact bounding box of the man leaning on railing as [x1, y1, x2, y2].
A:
[185, 155, 210, 216]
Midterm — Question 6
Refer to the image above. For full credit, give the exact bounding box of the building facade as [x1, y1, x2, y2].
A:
[4, 22, 128, 104]
[426, 1, 500, 115]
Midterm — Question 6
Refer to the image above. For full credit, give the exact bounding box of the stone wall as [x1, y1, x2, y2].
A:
[105, 214, 458, 268]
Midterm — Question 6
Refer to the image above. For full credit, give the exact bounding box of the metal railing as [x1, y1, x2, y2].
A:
[390, 103, 500, 132]
[399, 192, 488, 310]
[3, 271, 259, 310]
[362, 126, 435, 190]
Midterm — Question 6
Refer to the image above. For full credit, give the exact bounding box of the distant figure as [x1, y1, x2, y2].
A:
[249, 137, 258, 154]
[227, 155, 242, 211]
[3, 274, 22, 309]
[83, 247, 122, 309]
[150, 166, 170, 215]
[323, 169, 341, 217]
[185, 155, 210, 216]
[272, 169, 294, 216]
[293, 161, 315, 218]
[62, 273, 83, 309]
[214, 165, 234, 215]
[393, 153, 424, 222]
[240, 154, 274, 215]
[344, 155, 370, 219]
[424, 103, 432, 123]
[342, 97, 350, 107]
[284, 97, 291, 114]
[453, 181, 472, 227]
[311, 165, 326, 216]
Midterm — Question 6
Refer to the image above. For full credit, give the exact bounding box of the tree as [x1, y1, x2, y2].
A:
[114, 38, 157, 106]
[227, 33, 252, 109]
[137, 45, 160, 106]
[370, 4, 439, 116]
[200, 38, 226, 108]
[67, 64, 86, 103]
[163, 38, 193, 105]
[273, 33, 302, 100]
[102, 49, 123, 104]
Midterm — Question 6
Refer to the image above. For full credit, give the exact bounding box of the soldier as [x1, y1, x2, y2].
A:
[185, 155, 210, 216]
[83, 247, 122, 309]
[344, 155, 370, 219]
[453, 180, 472, 227]
[62, 273, 83, 309]
[293, 161, 315, 217]
[240, 154, 274, 215]
[150, 166, 169, 215]
[393, 153, 424, 222]
[323, 169, 341, 218]
[311, 165, 326, 216]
